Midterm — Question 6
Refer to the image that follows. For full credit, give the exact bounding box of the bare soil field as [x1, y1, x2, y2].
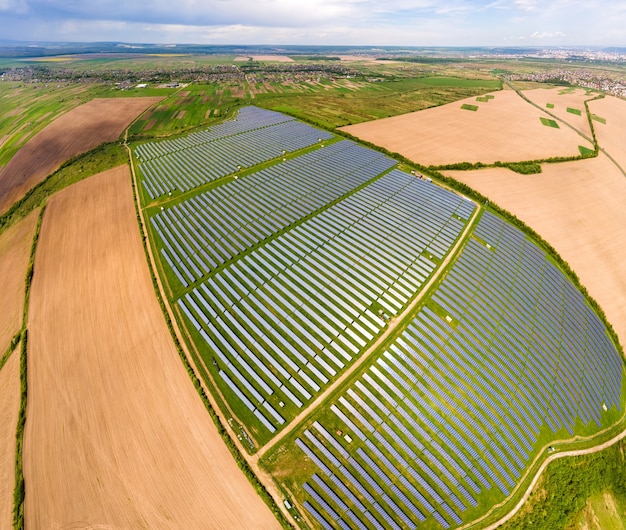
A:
[0, 209, 39, 354]
[341, 90, 591, 166]
[235, 55, 294, 62]
[0, 350, 20, 530]
[0, 97, 161, 215]
[588, 96, 626, 172]
[24, 166, 279, 529]
[523, 87, 597, 139]
[445, 154, 626, 345]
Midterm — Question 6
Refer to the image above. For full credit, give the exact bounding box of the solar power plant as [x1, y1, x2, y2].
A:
[291, 211, 623, 530]
[134, 107, 625, 530]
[135, 106, 333, 199]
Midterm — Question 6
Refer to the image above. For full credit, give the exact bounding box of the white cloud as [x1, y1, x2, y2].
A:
[0, 0, 622, 46]
[0, 0, 29, 14]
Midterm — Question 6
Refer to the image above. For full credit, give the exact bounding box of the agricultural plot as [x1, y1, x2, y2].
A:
[135, 106, 333, 200]
[270, 211, 623, 530]
[0, 209, 39, 355]
[25, 166, 279, 529]
[0, 350, 20, 530]
[340, 90, 592, 166]
[0, 97, 161, 215]
[587, 95, 626, 171]
[523, 87, 597, 139]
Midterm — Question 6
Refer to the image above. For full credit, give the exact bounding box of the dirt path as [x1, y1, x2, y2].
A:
[0, 349, 20, 530]
[256, 198, 481, 459]
[24, 165, 280, 529]
[476, 426, 626, 530]
[0, 209, 39, 354]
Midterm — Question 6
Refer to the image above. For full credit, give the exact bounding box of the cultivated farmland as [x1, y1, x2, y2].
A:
[0, 97, 161, 214]
[135, 107, 625, 529]
[522, 87, 599, 139]
[340, 90, 592, 166]
[24, 166, 280, 529]
[587, 95, 626, 171]
[0, 349, 20, 530]
[445, 154, 626, 346]
[0, 209, 39, 354]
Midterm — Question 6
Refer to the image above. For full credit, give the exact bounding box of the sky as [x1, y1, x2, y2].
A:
[0, 0, 624, 47]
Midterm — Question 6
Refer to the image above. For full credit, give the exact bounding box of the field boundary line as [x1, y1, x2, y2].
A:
[256, 196, 482, 459]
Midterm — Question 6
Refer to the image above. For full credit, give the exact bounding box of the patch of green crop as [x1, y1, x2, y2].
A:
[540, 117, 559, 128]
[461, 103, 479, 111]
[546, 103, 555, 109]
[567, 107, 582, 116]
[591, 114, 606, 124]
[579, 145, 595, 157]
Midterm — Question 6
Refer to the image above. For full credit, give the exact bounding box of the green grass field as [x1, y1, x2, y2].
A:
[546, 103, 555, 109]
[540, 117, 560, 128]
[0, 81, 175, 169]
[567, 107, 583, 116]
[128, 75, 503, 135]
[462, 103, 479, 111]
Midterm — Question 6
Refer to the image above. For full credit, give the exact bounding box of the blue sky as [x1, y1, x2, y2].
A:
[0, 0, 624, 46]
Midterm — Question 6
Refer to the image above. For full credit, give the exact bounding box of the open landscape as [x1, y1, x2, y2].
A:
[0, 209, 38, 354]
[0, 32, 625, 530]
[341, 90, 592, 166]
[24, 166, 279, 529]
[587, 95, 626, 171]
[521, 87, 598, 139]
[0, 350, 20, 530]
[0, 96, 161, 214]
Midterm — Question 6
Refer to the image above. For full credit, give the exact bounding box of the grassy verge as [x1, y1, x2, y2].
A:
[500, 439, 626, 530]
[0, 142, 127, 238]
[13, 205, 45, 530]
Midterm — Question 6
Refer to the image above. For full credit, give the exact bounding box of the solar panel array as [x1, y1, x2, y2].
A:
[150, 140, 396, 286]
[135, 106, 333, 199]
[176, 170, 475, 432]
[296, 211, 623, 529]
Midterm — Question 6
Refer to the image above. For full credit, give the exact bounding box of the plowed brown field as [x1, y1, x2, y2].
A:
[588, 96, 626, 171]
[0, 97, 160, 214]
[0, 209, 39, 354]
[341, 90, 591, 166]
[0, 350, 20, 530]
[523, 87, 596, 138]
[24, 166, 279, 529]
[446, 154, 626, 345]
